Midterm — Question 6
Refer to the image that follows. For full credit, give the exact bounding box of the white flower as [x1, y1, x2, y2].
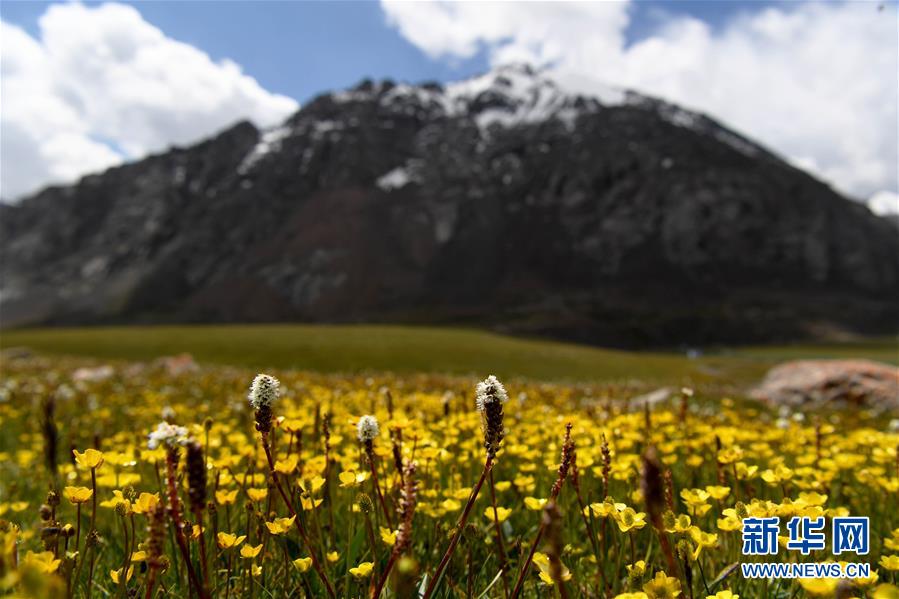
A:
[475, 375, 508, 412]
[357, 415, 380, 443]
[248, 374, 279, 409]
[148, 422, 189, 450]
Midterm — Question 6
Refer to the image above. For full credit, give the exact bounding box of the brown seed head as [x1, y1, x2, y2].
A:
[186, 441, 207, 513]
[641, 445, 666, 529]
[394, 460, 418, 555]
[551, 423, 575, 499]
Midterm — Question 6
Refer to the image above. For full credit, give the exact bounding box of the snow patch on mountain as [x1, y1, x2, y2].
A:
[377, 166, 414, 191]
[238, 125, 294, 174]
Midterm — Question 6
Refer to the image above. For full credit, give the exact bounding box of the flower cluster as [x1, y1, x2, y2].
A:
[249, 373, 279, 433]
[147, 422, 189, 450]
[248, 373, 280, 409]
[356, 415, 380, 443]
[475, 374, 508, 412]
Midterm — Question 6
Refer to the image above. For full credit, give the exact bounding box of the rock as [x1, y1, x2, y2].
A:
[154, 353, 199, 376]
[0, 347, 33, 360]
[2, 64, 897, 347]
[749, 359, 899, 411]
[72, 365, 115, 382]
[631, 387, 672, 407]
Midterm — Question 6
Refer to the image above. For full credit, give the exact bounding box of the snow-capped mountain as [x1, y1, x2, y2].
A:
[2, 65, 896, 346]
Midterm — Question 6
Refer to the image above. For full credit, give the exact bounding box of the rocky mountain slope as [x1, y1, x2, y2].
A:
[2, 65, 897, 347]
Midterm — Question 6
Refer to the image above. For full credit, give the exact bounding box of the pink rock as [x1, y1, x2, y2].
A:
[750, 359, 899, 411]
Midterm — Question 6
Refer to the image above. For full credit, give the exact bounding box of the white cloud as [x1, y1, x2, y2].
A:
[1, 3, 298, 200]
[381, 0, 897, 200]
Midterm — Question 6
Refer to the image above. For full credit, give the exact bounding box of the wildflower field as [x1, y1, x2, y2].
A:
[1, 352, 897, 598]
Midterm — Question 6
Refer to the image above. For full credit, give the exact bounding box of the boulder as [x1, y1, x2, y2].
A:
[749, 359, 899, 411]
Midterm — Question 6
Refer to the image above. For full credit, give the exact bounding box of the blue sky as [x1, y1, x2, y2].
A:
[1, 1, 896, 207]
[2, 0, 781, 104]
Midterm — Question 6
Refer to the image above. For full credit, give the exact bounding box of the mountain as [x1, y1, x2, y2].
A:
[2, 64, 897, 347]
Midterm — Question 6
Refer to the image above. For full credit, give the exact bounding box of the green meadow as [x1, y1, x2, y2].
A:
[1, 324, 895, 387]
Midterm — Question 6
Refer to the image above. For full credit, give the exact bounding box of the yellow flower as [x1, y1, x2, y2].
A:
[73, 448, 105, 469]
[614, 594, 649, 599]
[440, 499, 461, 512]
[704, 486, 730, 501]
[680, 489, 710, 506]
[300, 496, 323, 510]
[880, 555, 899, 571]
[665, 514, 692, 534]
[274, 455, 298, 474]
[293, 557, 312, 572]
[380, 527, 397, 546]
[339, 470, 368, 487]
[626, 560, 647, 578]
[734, 462, 758, 480]
[689, 527, 718, 546]
[871, 584, 899, 599]
[247, 488, 268, 502]
[100, 490, 132, 514]
[64, 486, 93, 504]
[588, 500, 624, 518]
[110, 566, 134, 584]
[349, 561, 374, 578]
[132, 493, 160, 514]
[706, 592, 738, 599]
[643, 570, 681, 598]
[327, 551, 339, 563]
[716, 447, 743, 465]
[252, 564, 262, 577]
[524, 497, 547, 510]
[216, 532, 246, 549]
[265, 516, 296, 535]
[615, 507, 647, 533]
[798, 492, 827, 506]
[299, 476, 326, 494]
[215, 489, 238, 505]
[240, 544, 263, 559]
[130, 551, 147, 562]
[798, 578, 839, 596]
[532, 552, 572, 584]
[761, 465, 794, 485]
[484, 506, 512, 523]
[22, 551, 61, 574]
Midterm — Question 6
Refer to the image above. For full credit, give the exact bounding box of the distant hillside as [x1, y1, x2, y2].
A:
[2, 64, 897, 347]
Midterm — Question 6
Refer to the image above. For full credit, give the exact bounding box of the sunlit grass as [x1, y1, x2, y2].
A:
[3, 325, 893, 388]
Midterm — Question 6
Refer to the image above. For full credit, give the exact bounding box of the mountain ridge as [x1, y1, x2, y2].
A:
[2, 64, 897, 347]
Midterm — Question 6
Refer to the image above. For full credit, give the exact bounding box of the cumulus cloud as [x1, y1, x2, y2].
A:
[1, 3, 298, 200]
[381, 0, 897, 203]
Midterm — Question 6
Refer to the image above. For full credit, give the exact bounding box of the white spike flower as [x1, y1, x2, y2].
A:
[357, 415, 380, 443]
[248, 373, 280, 409]
[147, 421, 189, 450]
[475, 375, 508, 412]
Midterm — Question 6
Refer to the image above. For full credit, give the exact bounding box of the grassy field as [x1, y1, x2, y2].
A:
[2, 347, 897, 598]
[1, 324, 895, 387]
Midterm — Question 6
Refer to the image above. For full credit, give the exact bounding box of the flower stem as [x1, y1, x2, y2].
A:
[261, 433, 336, 599]
[487, 469, 510, 599]
[422, 456, 492, 599]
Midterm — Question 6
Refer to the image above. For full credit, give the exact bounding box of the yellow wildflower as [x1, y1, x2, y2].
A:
[349, 561, 374, 578]
[63, 486, 93, 504]
[73, 448, 105, 469]
[216, 532, 246, 549]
